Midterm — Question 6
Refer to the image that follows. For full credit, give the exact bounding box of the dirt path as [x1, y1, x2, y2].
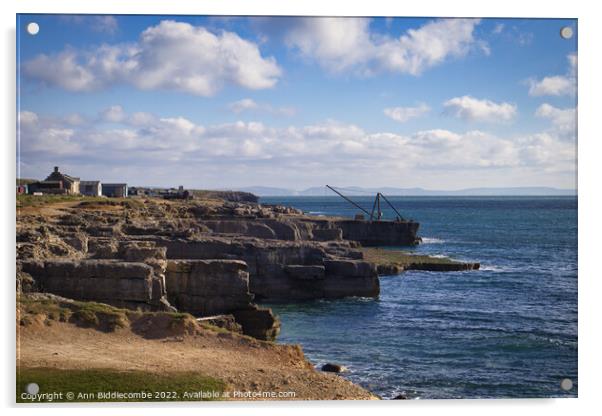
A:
[17, 321, 376, 401]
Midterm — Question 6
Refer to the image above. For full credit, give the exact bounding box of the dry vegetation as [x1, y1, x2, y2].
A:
[17, 294, 377, 402]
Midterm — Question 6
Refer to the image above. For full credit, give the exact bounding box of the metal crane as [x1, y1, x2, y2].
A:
[326, 185, 405, 221]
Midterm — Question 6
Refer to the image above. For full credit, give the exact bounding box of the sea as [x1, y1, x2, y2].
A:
[259, 196, 578, 399]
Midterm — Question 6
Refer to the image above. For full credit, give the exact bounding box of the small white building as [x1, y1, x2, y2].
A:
[80, 181, 102, 197]
[102, 183, 128, 198]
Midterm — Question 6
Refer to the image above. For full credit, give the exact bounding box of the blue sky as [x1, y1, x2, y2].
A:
[17, 15, 577, 190]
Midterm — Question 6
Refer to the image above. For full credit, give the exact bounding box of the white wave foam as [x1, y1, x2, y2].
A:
[479, 265, 512, 272]
[421, 237, 445, 244]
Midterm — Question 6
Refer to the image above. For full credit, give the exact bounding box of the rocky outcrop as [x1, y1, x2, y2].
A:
[165, 260, 253, 315]
[321, 363, 348, 373]
[404, 262, 480, 272]
[163, 259, 282, 340]
[232, 305, 281, 341]
[331, 220, 420, 246]
[157, 236, 379, 301]
[198, 217, 418, 246]
[20, 260, 168, 311]
[15, 195, 442, 342]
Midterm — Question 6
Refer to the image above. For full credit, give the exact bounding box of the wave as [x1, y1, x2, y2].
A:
[479, 265, 515, 272]
[421, 237, 445, 244]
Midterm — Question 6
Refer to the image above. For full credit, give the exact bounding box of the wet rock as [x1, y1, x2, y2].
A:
[376, 264, 404, 275]
[321, 363, 347, 373]
[405, 262, 481, 271]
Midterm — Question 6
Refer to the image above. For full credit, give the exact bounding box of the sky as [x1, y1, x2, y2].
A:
[16, 15, 577, 190]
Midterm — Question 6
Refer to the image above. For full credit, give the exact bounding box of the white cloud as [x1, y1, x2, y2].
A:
[535, 103, 577, 134]
[18, 107, 575, 187]
[101, 105, 126, 123]
[493, 23, 505, 34]
[228, 98, 296, 117]
[285, 18, 483, 76]
[23, 20, 282, 96]
[528, 53, 577, 96]
[18, 111, 38, 124]
[229, 99, 259, 113]
[384, 104, 430, 123]
[443, 96, 517, 122]
[92, 16, 118, 34]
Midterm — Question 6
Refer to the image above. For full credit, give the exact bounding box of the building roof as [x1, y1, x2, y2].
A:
[80, 181, 101, 185]
[45, 168, 80, 183]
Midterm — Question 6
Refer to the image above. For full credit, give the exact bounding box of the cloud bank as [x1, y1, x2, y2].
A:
[18, 106, 575, 188]
[23, 20, 282, 96]
[285, 18, 484, 76]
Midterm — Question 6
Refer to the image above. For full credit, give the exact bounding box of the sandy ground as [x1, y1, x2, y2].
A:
[17, 319, 377, 401]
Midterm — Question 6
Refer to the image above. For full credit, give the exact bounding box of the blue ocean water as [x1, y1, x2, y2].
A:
[260, 196, 578, 399]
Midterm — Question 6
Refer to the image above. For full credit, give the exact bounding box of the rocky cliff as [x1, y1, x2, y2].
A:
[16, 195, 420, 340]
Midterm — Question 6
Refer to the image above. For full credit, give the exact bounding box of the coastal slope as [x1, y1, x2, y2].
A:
[17, 294, 376, 401]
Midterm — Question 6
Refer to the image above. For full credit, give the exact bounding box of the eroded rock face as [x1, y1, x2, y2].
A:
[20, 260, 162, 310]
[164, 259, 280, 340]
[157, 236, 379, 300]
[165, 260, 253, 315]
[16, 196, 418, 339]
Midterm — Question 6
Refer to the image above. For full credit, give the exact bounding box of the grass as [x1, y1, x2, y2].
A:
[16, 194, 104, 209]
[16, 194, 143, 210]
[16, 367, 225, 402]
[361, 247, 462, 267]
[19, 296, 129, 331]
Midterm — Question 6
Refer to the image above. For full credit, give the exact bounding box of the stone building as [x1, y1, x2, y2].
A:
[43, 166, 80, 194]
[27, 167, 80, 195]
[27, 181, 64, 194]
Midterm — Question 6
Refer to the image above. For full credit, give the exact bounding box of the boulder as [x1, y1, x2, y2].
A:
[232, 305, 281, 341]
[321, 363, 347, 373]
